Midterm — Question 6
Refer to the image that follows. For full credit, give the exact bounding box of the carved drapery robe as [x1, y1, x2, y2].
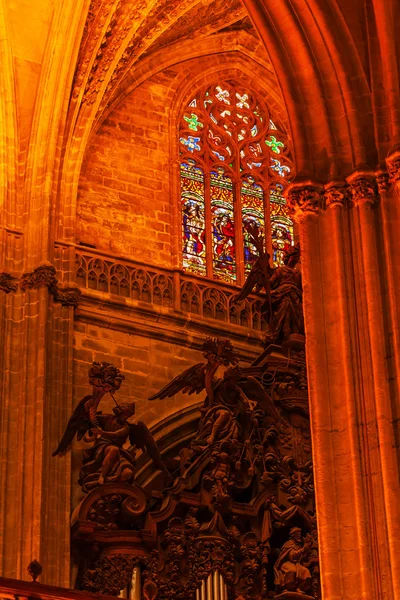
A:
[274, 539, 312, 592]
[78, 414, 135, 492]
[270, 265, 303, 343]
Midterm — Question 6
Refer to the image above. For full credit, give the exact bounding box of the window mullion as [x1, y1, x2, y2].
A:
[234, 176, 244, 287]
[265, 179, 273, 259]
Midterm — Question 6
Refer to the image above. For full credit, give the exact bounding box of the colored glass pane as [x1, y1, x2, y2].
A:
[180, 135, 201, 153]
[179, 81, 294, 282]
[241, 177, 265, 273]
[270, 183, 294, 266]
[184, 113, 203, 131]
[181, 161, 206, 276]
[211, 170, 235, 283]
[270, 158, 291, 177]
[266, 135, 284, 154]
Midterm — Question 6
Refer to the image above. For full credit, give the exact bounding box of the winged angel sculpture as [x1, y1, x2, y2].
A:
[235, 224, 304, 345]
[53, 362, 169, 492]
[149, 337, 281, 457]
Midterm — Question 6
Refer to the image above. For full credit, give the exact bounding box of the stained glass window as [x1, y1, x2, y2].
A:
[179, 81, 294, 283]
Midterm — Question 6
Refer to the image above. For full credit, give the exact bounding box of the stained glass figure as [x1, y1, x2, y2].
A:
[181, 161, 206, 275]
[179, 81, 294, 283]
[211, 170, 235, 283]
[270, 182, 294, 266]
[241, 177, 265, 273]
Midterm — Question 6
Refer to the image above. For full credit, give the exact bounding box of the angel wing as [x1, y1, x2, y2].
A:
[52, 395, 92, 456]
[234, 259, 265, 303]
[237, 376, 282, 422]
[148, 363, 206, 401]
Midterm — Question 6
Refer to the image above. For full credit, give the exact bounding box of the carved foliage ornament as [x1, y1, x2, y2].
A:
[376, 171, 390, 194]
[286, 185, 324, 217]
[347, 175, 376, 206]
[53, 285, 81, 308]
[20, 264, 57, 292]
[0, 272, 18, 293]
[386, 153, 400, 189]
[81, 554, 141, 595]
[324, 183, 348, 208]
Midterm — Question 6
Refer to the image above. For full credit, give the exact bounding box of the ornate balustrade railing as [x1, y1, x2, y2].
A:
[0, 577, 115, 600]
[74, 248, 266, 332]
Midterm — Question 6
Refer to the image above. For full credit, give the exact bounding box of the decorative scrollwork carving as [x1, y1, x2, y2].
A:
[80, 554, 140, 595]
[72, 339, 320, 598]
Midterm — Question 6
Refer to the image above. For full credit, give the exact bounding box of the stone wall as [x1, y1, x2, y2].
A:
[77, 71, 174, 266]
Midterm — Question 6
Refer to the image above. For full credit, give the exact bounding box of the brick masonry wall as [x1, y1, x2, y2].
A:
[77, 68, 178, 267]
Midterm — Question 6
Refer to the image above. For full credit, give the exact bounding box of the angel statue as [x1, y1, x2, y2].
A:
[53, 362, 169, 492]
[235, 224, 304, 345]
[149, 338, 281, 455]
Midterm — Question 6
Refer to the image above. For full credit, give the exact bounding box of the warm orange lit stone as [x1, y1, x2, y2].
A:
[0, 1, 400, 599]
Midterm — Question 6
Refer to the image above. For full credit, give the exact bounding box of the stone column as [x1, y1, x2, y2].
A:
[347, 171, 400, 596]
[287, 176, 400, 599]
[383, 152, 400, 418]
[0, 263, 78, 586]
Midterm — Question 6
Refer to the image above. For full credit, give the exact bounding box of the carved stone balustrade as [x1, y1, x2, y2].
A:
[74, 248, 267, 332]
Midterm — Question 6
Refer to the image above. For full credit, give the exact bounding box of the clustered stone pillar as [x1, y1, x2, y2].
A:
[287, 171, 400, 600]
[0, 264, 78, 586]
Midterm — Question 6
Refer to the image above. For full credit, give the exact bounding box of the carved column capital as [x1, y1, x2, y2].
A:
[386, 150, 400, 192]
[346, 171, 377, 206]
[324, 182, 348, 208]
[0, 273, 18, 293]
[286, 182, 324, 219]
[20, 263, 57, 292]
[375, 170, 390, 194]
[53, 283, 81, 308]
